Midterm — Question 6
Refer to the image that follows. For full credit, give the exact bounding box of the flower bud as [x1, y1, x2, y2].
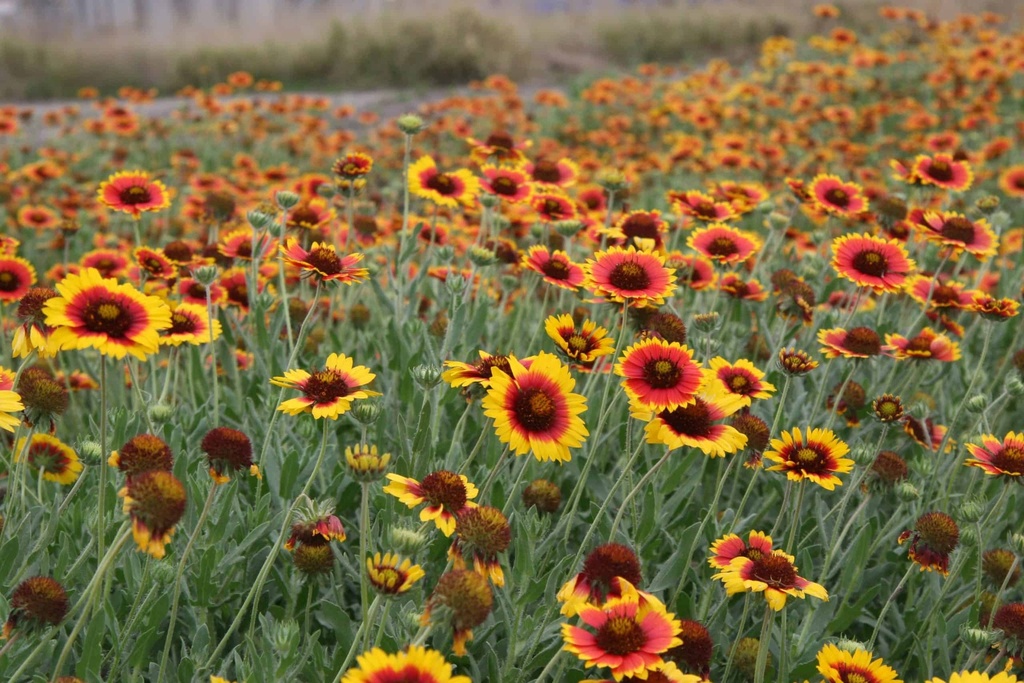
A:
[1010, 533, 1024, 557]
[316, 183, 337, 199]
[768, 212, 790, 229]
[554, 219, 584, 237]
[964, 393, 988, 415]
[275, 191, 300, 210]
[412, 364, 443, 390]
[148, 403, 174, 424]
[959, 496, 985, 524]
[692, 312, 720, 333]
[390, 526, 429, 556]
[596, 169, 629, 194]
[478, 192, 500, 209]
[434, 245, 455, 263]
[192, 265, 219, 287]
[445, 274, 468, 297]
[960, 525, 980, 547]
[975, 195, 1000, 215]
[247, 210, 273, 230]
[468, 246, 498, 268]
[351, 399, 382, 425]
[269, 618, 300, 656]
[522, 479, 561, 514]
[79, 440, 103, 463]
[396, 114, 426, 135]
[895, 481, 920, 502]
[345, 444, 391, 483]
[835, 638, 868, 653]
[962, 625, 998, 651]
[1005, 375, 1024, 398]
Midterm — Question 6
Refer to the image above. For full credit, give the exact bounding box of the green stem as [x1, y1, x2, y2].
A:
[609, 450, 673, 540]
[867, 563, 915, 651]
[206, 287, 220, 425]
[157, 480, 220, 683]
[97, 359, 109, 579]
[204, 418, 333, 671]
[359, 482, 371, 630]
[753, 605, 775, 683]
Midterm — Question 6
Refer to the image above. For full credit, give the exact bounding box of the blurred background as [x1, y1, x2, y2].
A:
[0, 0, 1019, 100]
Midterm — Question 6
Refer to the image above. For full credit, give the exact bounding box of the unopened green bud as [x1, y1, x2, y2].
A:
[390, 526, 428, 556]
[768, 212, 790, 229]
[960, 625, 998, 651]
[434, 245, 455, 263]
[468, 247, 498, 267]
[275, 191, 300, 210]
[692, 312, 720, 333]
[1005, 376, 1024, 398]
[597, 169, 629, 194]
[756, 200, 774, 213]
[79, 440, 103, 463]
[479, 193, 500, 209]
[397, 114, 426, 136]
[964, 393, 988, 415]
[961, 525, 980, 547]
[896, 482, 920, 502]
[270, 618, 300, 656]
[192, 265, 219, 287]
[148, 403, 174, 424]
[554, 219, 584, 237]
[530, 223, 545, 239]
[411, 364, 443, 390]
[1010, 533, 1024, 557]
[317, 183, 337, 199]
[352, 400, 382, 425]
[247, 210, 273, 230]
[959, 496, 984, 524]
[445, 274, 468, 297]
[975, 195, 1000, 215]
[836, 638, 868, 654]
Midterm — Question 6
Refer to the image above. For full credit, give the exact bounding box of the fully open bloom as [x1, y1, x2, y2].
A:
[912, 153, 973, 191]
[713, 545, 828, 610]
[409, 155, 479, 208]
[0, 256, 37, 302]
[818, 327, 883, 359]
[281, 240, 368, 284]
[763, 427, 853, 490]
[687, 223, 762, 264]
[831, 233, 915, 293]
[481, 165, 533, 203]
[271, 353, 380, 419]
[523, 246, 586, 291]
[160, 302, 222, 346]
[558, 543, 644, 617]
[98, 170, 171, 218]
[670, 190, 737, 222]
[340, 646, 471, 683]
[915, 211, 997, 258]
[708, 530, 775, 569]
[43, 268, 172, 360]
[384, 470, 478, 537]
[706, 357, 775, 405]
[562, 580, 683, 681]
[809, 174, 868, 216]
[14, 434, 83, 485]
[546, 314, 615, 367]
[883, 328, 960, 362]
[616, 338, 703, 411]
[442, 351, 528, 389]
[964, 432, 1024, 479]
[585, 247, 676, 308]
[816, 643, 902, 683]
[482, 352, 588, 463]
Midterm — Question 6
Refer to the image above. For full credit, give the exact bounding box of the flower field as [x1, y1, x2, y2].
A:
[1, 5, 1024, 683]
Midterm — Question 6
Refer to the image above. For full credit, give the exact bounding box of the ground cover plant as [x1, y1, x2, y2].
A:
[0, 4, 1023, 682]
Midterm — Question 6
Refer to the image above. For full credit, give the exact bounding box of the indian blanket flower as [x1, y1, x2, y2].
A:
[581, 659, 701, 683]
[523, 246, 586, 291]
[332, 152, 373, 182]
[818, 326, 883, 359]
[109, 433, 174, 478]
[992, 603, 1024, 657]
[345, 444, 391, 482]
[481, 165, 533, 203]
[687, 223, 762, 265]
[708, 530, 776, 569]
[706, 357, 776, 405]
[122, 469, 187, 559]
[763, 427, 853, 490]
[883, 327, 961, 362]
[133, 247, 176, 279]
[442, 351, 524, 389]
[616, 338, 703, 411]
[562, 579, 683, 681]
[467, 129, 529, 166]
[201, 427, 259, 483]
[2, 576, 69, 640]
[384, 470, 479, 537]
[964, 432, 1024, 479]
[366, 552, 425, 596]
[923, 673, 1019, 683]
[585, 246, 676, 308]
[12, 287, 58, 359]
[285, 513, 347, 551]
[545, 314, 615, 367]
[816, 643, 902, 683]
[159, 302, 222, 346]
[409, 155, 480, 208]
[451, 505, 512, 586]
[97, 170, 171, 218]
[606, 210, 668, 249]
[481, 351, 588, 463]
[899, 512, 959, 574]
[831, 233, 915, 293]
[915, 211, 998, 258]
[809, 174, 868, 217]
[286, 198, 334, 233]
[340, 646, 471, 683]
[271, 353, 380, 420]
[713, 544, 828, 610]
[526, 157, 578, 187]
[532, 191, 577, 221]
[632, 372, 749, 457]
[670, 190, 737, 222]
[558, 543, 644, 617]
[912, 153, 973, 191]
[0, 255, 37, 302]
[43, 268, 172, 361]
[968, 293, 1020, 321]
[281, 239, 369, 284]
[422, 569, 493, 655]
[903, 414, 950, 452]
[14, 434, 83, 485]
[904, 275, 973, 310]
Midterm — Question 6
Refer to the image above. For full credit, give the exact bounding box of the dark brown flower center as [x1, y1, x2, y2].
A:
[0, 270, 20, 291]
[608, 261, 651, 291]
[939, 217, 976, 244]
[992, 446, 1024, 475]
[695, 201, 718, 218]
[354, 215, 378, 236]
[531, 161, 561, 183]
[595, 616, 647, 656]
[905, 336, 934, 354]
[916, 512, 959, 553]
[871, 450, 908, 484]
[844, 327, 881, 355]
[492, 176, 517, 195]
[485, 131, 515, 150]
[120, 185, 152, 205]
[583, 543, 643, 587]
[541, 257, 571, 280]
[566, 335, 590, 354]
[541, 198, 565, 216]
[926, 159, 954, 181]
[514, 388, 558, 432]
[426, 173, 456, 195]
[794, 447, 825, 469]
[643, 359, 682, 389]
[476, 355, 511, 378]
[726, 373, 751, 394]
[289, 206, 320, 228]
[421, 470, 468, 510]
[751, 553, 798, 589]
[621, 214, 659, 239]
[302, 369, 351, 404]
[82, 299, 133, 337]
[305, 247, 342, 275]
[824, 187, 849, 207]
[707, 237, 740, 257]
[128, 470, 186, 533]
[930, 285, 958, 305]
[851, 250, 888, 277]
[659, 399, 712, 437]
[169, 312, 197, 335]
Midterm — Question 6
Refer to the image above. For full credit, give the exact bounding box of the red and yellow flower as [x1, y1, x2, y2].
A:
[482, 352, 588, 463]
[43, 268, 172, 360]
[809, 174, 868, 216]
[340, 646, 470, 683]
[0, 256, 37, 302]
[616, 338, 703, 411]
[545, 314, 615, 367]
[159, 302, 222, 346]
[912, 153, 973, 191]
[271, 353, 380, 419]
[831, 233, 915, 293]
[586, 247, 676, 308]
[713, 544, 828, 610]
[523, 246, 585, 291]
[98, 170, 171, 218]
[883, 327, 960, 362]
[384, 470, 478, 537]
[965, 432, 1024, 479]
[816, 643, 902, 683]
[687, 223, 762, 265]
[763, 427, 853, 491]
[14, 434, 82, 485]
[915, 211, 997, 259]
[709, 530, 776, 569]
[481, 165, 533, 203]
[281, 240, 368, 284]
[706, 357, 775, 405]
[409, 156, 479, 209]
[562, 580, 683, 681]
